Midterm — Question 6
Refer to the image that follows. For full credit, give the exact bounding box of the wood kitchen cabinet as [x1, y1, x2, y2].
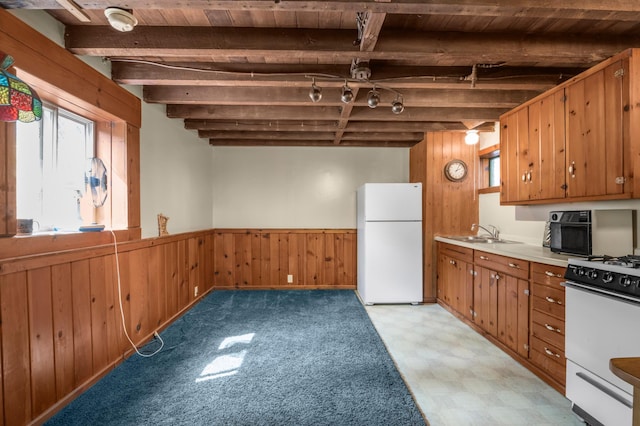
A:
[500, 49, 636, 205]
[564, 58, 629, 199]
[474, 250, 529, 356]
[530, 262, 567, 388]
[436, 242, 474, 321]
[436, 240, 568, 394]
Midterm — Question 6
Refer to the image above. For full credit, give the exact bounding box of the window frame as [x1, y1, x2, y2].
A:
[0, 9, 141, 258]
[478, 144, 500, 194]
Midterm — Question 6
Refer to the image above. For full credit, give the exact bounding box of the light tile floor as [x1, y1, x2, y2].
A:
[365, 303, 585, 426]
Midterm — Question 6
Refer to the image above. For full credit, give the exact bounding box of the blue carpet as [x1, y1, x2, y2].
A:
[47, 290, 426, 425]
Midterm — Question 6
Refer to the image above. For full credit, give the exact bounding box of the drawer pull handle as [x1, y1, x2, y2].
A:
[544, 347, 561, 358]
[480, 255, 489, 260]
[544, 271, 561, 278]
[508, 262, 519, 269]
[449, 260, 456, 265]
[544, 324, 562, 333]
[545, 296, 562, 305]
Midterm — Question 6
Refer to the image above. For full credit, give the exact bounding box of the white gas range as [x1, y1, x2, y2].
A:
[563, 255, 640, 426]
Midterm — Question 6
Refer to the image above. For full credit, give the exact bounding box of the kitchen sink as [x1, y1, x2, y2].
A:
[444, 235, 521, 244]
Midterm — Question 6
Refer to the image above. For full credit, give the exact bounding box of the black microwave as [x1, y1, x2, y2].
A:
[549, 210, 633, 257]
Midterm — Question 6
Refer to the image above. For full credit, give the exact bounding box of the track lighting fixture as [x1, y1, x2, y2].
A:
[391, 95, 404, 114]
[341, 81, 354, 103]
[465, 129, 480, 145]
[305, 75, 404, 114]
[367, 86, 380, 108]
[309, 78, 322, 103]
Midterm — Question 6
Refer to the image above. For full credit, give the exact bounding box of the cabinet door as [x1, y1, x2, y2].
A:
[474, 266, 498, 336]
[497, 274, 530, 358]
[500, 106, 531, 203]
[499, 111, 521, 203]
[565, 59, 628, 198]
[529, 90, 566, 200]
[437, 253, 452, 305]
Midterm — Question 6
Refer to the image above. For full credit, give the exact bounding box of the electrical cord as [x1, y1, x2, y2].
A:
[110, 229, 164, 357]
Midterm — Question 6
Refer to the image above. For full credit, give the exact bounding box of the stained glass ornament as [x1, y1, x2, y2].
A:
[0, 52, 42, 123]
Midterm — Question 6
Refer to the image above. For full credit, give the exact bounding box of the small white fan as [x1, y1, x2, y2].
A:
[85, 157, 108, 207]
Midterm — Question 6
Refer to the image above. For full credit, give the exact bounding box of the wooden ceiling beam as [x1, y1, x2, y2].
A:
[11, 1, 640, 21]
[208, 139, 418, 148]
[66, 26, 640, 67]
[185, 120, 340, 132]
[113, 62, 570, 91]
[168, 104, 507, 121]
[145, 85, 540, 108]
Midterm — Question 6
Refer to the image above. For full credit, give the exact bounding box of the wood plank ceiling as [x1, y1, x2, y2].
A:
[4, 1, 640, 147]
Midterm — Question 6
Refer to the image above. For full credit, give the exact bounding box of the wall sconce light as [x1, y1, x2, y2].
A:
[367, 86, 380, 108]
[340, 81, 354, 103]
[465, 129, 480, 145]
[391, 95, 404, 114]
[0, 53, 42, 123]
[309, 78, 322, 102]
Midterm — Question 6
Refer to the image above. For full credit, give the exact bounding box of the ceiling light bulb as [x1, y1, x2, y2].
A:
[309, 79, 322, 103]
[465, 129, 480, 145]
[367, 88, 380, 108]
[341, 83, 354, 103]
[391, 95, 404, 114]
[104, 7, 138, 32]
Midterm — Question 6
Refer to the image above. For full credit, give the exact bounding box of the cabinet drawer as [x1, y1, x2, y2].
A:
[531, 263, 565, 290]
[474, 250, 529, 280]
[438, 242, 473, 263]
[531, 283, 565, 318]
[531, 310, 565, 350]
[530, 336, 566, 384]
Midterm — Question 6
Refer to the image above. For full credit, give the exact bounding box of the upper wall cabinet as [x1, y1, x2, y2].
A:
[500, 50, 636, 205]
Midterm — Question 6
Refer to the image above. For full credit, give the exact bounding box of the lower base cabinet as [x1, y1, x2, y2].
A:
[436, 242, 566, 394]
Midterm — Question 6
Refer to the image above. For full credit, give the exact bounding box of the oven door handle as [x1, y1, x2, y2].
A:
[563, 281, 640, 305]
[575, 372, 633, 408]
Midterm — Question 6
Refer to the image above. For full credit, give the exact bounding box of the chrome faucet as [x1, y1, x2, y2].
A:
[471, 223, 500, 239]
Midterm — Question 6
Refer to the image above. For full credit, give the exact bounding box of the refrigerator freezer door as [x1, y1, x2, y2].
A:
[361, 183, 422, 222]
[358, 221, 422, 304]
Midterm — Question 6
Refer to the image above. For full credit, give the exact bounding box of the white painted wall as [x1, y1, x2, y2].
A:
[211, 147, 409, 228]
[10, 10, 215, 238]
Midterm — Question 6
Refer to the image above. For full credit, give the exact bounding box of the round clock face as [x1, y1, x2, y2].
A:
[444, 159, 468, 182]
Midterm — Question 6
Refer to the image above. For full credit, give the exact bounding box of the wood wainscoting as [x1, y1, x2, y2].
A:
[0, 230, 215, 425]
[0, 228, 356, 425]
[212, 229, 356, 289]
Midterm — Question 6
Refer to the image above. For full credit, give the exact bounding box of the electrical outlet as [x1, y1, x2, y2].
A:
[287, 274, 293, 283]
[194, 286, 199, 297]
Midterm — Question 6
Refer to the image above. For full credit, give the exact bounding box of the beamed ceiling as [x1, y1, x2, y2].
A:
[4, 1, 640, 147]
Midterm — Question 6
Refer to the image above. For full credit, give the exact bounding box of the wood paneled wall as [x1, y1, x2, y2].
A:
[212, 229, 356, 289]
[0, 230, 215, 426]
[410, 132, 479, 302]
[0, 228, 356, 425]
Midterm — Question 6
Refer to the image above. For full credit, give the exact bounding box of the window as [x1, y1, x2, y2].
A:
[16, 104, 95, 232]
[478, 144, 500, 193]
[488, 156, 501, 187]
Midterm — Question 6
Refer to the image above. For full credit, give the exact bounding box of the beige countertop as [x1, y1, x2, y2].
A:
[435, 236, 571, 268]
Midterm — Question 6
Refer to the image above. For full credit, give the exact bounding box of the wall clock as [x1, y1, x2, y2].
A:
[444, 159, 468, 182]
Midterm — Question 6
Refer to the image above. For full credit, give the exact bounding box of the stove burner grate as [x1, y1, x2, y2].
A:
[586, 254, 640, 268]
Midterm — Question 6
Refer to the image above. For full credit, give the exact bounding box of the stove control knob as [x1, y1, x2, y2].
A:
[576, 267, 586, 276]
[620, 275, 632, 287]
[586, 269, 598, 280]
[602, 272, 614, 283]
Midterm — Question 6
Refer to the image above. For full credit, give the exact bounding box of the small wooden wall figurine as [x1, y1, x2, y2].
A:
[157, 213, 169, 236]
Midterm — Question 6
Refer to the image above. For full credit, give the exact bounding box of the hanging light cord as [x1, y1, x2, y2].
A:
[110, 229, 164, 358]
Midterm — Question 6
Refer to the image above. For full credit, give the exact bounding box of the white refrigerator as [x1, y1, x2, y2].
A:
[357, 183, 423, 305]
